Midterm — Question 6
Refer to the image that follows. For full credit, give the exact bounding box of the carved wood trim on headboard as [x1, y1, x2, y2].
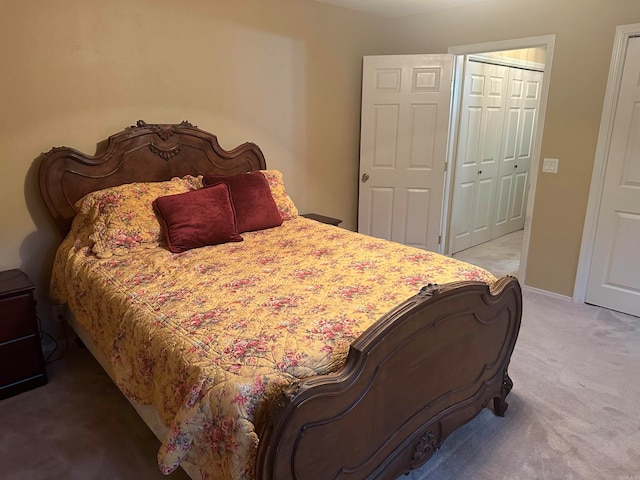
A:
[38, 120, 267, 235]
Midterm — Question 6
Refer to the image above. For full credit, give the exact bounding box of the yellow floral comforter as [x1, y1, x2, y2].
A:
[51, 217, 495, 479]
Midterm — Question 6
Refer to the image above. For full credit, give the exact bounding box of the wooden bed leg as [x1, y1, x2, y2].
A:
[493, 371, 513, 417]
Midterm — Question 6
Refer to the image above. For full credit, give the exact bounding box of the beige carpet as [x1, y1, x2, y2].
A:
[1, 288, 639, 479]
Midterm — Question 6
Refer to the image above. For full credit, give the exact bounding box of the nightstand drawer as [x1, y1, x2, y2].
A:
[0, 269, 46, 398]
[0, 336, 44, 386]
[0, 293, 37, 344]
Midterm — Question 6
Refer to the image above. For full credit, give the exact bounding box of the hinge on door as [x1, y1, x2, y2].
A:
[444, 161, 448, 172]
[438, 235, 442, 245]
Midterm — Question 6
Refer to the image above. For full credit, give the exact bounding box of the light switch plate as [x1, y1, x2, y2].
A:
[542, 157, 559, 173]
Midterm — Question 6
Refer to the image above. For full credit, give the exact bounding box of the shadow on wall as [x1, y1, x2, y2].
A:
[22, 153, 66, 346]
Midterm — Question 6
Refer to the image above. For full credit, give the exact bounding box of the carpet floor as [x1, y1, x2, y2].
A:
[2, 270, 639, 479]
[452, 229, 523, 278]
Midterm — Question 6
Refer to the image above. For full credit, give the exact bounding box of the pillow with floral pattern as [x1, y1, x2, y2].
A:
[259, 169, 298, 220]
[74, 176, 202, 258]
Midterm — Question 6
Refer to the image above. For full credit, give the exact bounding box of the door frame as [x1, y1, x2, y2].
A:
[444, 35, 556, 284]
[574, 23, 640, 304]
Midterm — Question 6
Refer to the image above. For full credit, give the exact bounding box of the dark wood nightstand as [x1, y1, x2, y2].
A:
[0, 269, 47, 399]
[301, 213, 342, 226]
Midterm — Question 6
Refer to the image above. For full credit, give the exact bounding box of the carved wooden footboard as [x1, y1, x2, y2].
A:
[256, 276, 522, 479]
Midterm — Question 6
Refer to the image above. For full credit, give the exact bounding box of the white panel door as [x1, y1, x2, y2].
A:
[586, 36, 640, 317]
[493, 67, 542, 238]
[450, 61, 508, 254]
[358, 55, 453, 251]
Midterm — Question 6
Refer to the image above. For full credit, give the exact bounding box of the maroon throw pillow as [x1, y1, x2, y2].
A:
[202, 171, 283, 233]
[153, 183, 242, 253]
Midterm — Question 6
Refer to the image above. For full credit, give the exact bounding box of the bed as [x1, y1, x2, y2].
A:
[38, 121, 522, 480]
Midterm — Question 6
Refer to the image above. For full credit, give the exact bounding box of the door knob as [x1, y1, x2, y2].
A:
[361, 173, 370, 182]
[478, 170, 483, 175]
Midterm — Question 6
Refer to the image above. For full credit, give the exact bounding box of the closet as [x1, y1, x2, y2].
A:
[449, 57, 543, 254]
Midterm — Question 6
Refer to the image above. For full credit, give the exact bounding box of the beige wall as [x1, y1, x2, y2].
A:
[0, 0, 385, 335]
[380, 0, 640, 296]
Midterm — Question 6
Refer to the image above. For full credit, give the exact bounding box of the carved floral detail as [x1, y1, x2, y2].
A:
[129, 121, 196, 160]
[45, 145, 67, 155]
[410, 430, 439, 469]
[149, 142, 183, 160]
[133, 120, 196, 141]
[156, 127, 174, 141]
[418, 283, 440, 298]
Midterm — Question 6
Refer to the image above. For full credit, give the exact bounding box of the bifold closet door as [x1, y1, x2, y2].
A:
[449, 61, 508, 254]
[493, 67, 542, 239]
[450, 61, 541, 254]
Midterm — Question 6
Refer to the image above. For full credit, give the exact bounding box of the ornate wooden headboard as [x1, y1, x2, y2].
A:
[38, 120, 267, 235]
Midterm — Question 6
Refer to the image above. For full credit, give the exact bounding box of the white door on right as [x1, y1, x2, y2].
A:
[586, 36, 640, 317]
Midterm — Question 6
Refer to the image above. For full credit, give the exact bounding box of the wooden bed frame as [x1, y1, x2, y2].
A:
[39, 121, 522, 480]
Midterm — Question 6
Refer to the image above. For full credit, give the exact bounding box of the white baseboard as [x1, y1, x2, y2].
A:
[522, 284, 573, 302]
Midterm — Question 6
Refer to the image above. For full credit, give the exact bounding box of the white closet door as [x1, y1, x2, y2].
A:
[450, 61, 508, 254]
[493, 68, 542, 238]
[586, 36, 640, 317]
[358, 55, 454, 251]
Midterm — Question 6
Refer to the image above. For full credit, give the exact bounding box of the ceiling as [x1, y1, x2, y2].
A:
[312, 0, 488, 17]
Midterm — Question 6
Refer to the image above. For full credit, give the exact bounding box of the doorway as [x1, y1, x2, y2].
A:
[446, 36, 555, 283]
[448, 46, 547, 277]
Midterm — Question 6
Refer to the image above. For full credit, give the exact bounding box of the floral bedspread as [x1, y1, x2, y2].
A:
[50, 217, 495, 479]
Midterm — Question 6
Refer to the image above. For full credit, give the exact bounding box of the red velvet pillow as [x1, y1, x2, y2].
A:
[202, 171, 283, 233]
[153, 183, 242, 253]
